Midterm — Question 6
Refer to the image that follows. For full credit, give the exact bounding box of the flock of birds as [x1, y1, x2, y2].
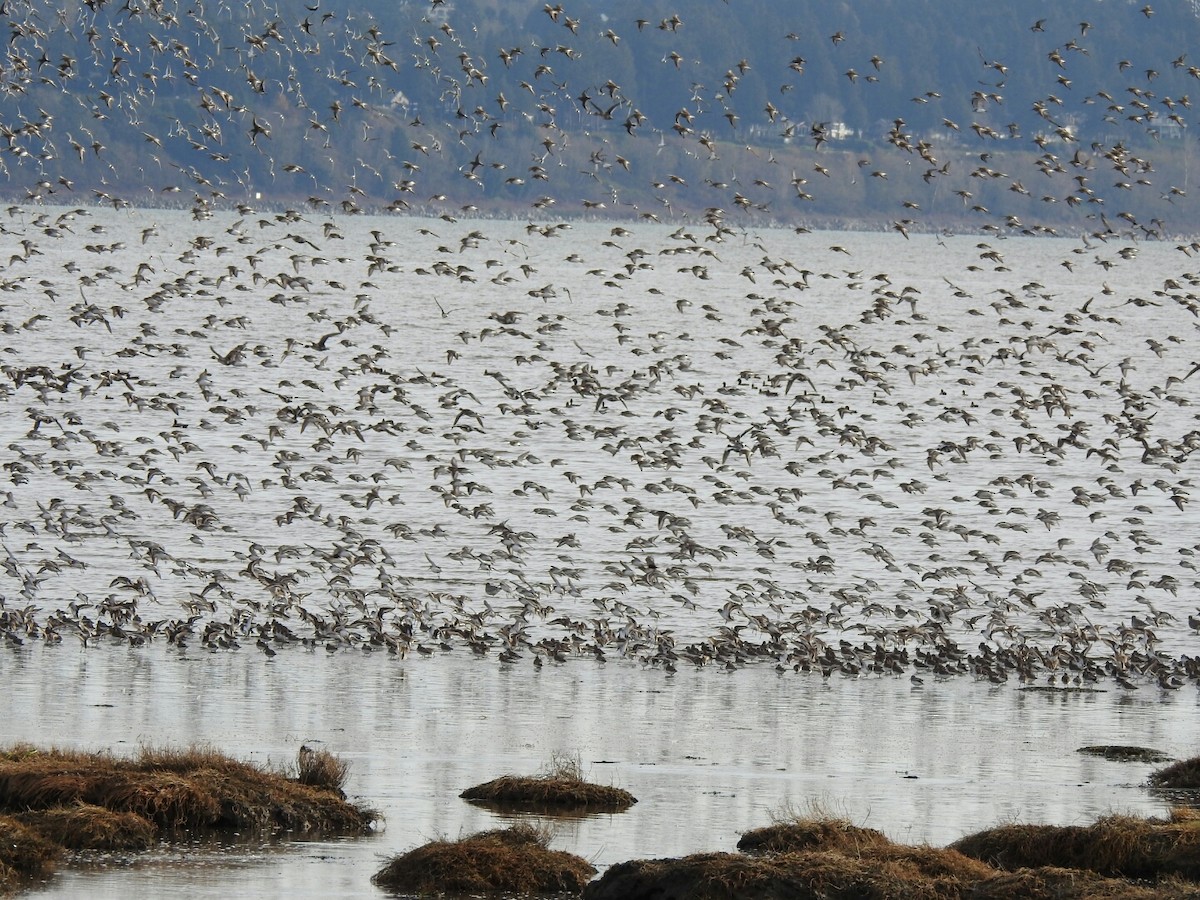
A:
[0, 1, 1198, 690]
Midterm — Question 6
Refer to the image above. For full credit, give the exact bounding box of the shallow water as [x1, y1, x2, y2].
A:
[1, 0, 1199, 894]
[6, 645, 1200, 897]
[1, 208, 1197, 662]
[2, 206, 1200, 896]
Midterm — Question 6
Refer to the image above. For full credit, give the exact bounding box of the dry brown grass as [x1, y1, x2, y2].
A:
[17, 804, 157, 851]
[372, 823, 597, 895]
[587, 814, 1001, 900]
[969, 866, 1200, 899]
[0, 744, 375, 836]
[588, 812, 1200, 900]
[866, 844, 998, 883]
[0, 814, 61, 891]
[1151, 757, 1200, 791]
[0, 743, 378, 893]
[586, 848, 1200, 900]
[460, 756, 635, 814]
[950, 814, 1200, 882]
[584, 848, 988, 900]
[544, 749, 585, 782]
[460, 774, 637, 813]
[737, 817, 892, 854]
[296, 746, 349, 794]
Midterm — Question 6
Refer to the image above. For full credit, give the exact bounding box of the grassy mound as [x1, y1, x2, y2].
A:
[950, 815, 1200, 882]
[460, 775, 636, 813]
[372, 824, 597, 895]
[590, 818, 996, 900]
[1077, 746, 1173, 763]
[969, 866, 1200, 899]
[16, 804, 157, 851]
[0, 744, 375, 835]
[583, 847, 992, 900]
[589, 814, 1200, 900]
[0, 815, 61, 892]
[461, 752, 635, 813]
[737, 817, 892, 854]
[0, 743, 377, 893]
[296, 745, 350, 793]
[1150, 757, 1200, 791]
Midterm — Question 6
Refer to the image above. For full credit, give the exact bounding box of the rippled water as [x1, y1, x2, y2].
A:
[1, 205, 1199, 895]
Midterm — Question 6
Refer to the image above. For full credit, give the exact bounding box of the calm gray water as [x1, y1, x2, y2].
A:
[0, 209, 1196, 658]
[6, 645, 1200, 898]
[1, 206, 1199, 896]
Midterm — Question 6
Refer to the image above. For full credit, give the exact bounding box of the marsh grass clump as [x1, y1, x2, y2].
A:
[372, 823, 596, 895]
[0, 744, 377, 892]
[0, 814, 61, 890]
[543, 750, 585, 782]
[587, 812, 1000, 900]
[1077, 746, 1172, 763]
[460, 752, 636, 813]
[583, 847, 991, 900]
[1150, 756, 1200, 791]
[296, 745, 350, 794]
[461, 775, 636, 814]
[968, 866, 1200, 899]
[588, 811, 1200, 900]
[17, 804, 157, 851]
[951, 814, 1200, 882]
[0, 744, 375, 837]
[737, 815, 892, 855]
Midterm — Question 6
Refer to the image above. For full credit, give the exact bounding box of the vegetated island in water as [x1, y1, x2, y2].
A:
[459, 752, 638, 815]
[368, 755, 1200, 899]
[0, 743, 378, 894]
[368, 807, 1200, 899]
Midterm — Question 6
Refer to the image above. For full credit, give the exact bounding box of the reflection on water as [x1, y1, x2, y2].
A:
[6, 645, 1198, 898]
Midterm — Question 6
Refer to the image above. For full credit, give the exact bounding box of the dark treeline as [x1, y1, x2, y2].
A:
[1, 0, 1198, 235]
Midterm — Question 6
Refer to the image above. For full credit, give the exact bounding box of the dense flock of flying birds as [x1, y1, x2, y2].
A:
[0, 1, 1199, 690]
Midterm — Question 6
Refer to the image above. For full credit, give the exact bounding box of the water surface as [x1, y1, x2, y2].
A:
[7, 645, 1198, 897]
